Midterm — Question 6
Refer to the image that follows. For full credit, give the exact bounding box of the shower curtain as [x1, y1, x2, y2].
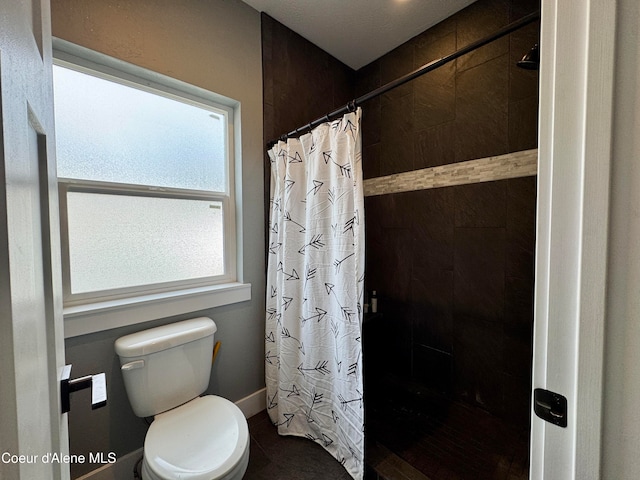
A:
[265, 108, 365, 480]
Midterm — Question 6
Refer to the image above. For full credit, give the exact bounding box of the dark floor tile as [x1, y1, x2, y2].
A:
[246, 411, 352, 480]
[366, 373, 530, 480]
[247, 408, 271, 429]
[245, 460, 350, 480]
[243, 437, 271, 478]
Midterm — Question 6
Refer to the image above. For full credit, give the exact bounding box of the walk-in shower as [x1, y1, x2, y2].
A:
[265, 3, 541, 479]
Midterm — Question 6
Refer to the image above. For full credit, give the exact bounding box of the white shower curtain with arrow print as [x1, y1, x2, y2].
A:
[265, 108, 365, 480]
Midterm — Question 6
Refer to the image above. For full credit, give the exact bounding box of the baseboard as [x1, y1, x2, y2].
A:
[235, 386, 266, 419]
[75, 448, 142, 480]
[76, 388, 266, 479]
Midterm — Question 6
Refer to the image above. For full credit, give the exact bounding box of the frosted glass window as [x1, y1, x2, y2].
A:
[54, 57, 236, 305]
[66, 192, 224, 294]
[53, 64, 226, 192]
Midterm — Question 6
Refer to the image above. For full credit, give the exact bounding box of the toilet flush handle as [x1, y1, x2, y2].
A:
[121, 359, 145, 371]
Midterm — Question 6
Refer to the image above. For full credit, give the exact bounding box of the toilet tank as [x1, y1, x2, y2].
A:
[114, 317, 217, 418]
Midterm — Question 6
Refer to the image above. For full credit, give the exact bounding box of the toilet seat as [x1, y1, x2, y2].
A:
[142, 395, 249, 480]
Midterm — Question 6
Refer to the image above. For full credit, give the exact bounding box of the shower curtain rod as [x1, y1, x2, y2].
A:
[267, 9, 541, 149]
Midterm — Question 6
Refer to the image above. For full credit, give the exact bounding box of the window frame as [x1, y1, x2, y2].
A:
[53, 39, 249, 337]
[58, 179, 235, 306]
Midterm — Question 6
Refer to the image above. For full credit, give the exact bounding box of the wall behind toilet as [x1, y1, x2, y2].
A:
[51, 1, 264, 478]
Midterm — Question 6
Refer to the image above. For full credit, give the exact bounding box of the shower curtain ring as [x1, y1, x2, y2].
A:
[347, 100, 357, 113]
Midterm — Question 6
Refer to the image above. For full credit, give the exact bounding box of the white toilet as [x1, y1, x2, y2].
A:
[115, 317, 249, 480]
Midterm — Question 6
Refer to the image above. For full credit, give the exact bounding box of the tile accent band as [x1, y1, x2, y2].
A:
[364, 149, 538, 197]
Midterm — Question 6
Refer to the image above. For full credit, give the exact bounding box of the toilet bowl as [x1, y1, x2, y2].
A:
[115, 317, 249, 480]
[142, 396, 249, 480]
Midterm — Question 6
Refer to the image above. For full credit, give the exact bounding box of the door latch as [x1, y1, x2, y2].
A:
[533, 388, 567, 428]
[60, 364, 107, 414]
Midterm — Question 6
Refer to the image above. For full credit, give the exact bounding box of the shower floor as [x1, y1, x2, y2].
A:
[365, 375, 530, 480]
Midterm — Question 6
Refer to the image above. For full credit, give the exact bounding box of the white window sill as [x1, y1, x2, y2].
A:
[63, 282, 251, 338]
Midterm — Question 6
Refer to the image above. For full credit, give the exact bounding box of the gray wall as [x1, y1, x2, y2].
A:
[50, 1, 264, 478]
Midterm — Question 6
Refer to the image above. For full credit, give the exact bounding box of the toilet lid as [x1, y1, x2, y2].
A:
[144, 395, 249, 480]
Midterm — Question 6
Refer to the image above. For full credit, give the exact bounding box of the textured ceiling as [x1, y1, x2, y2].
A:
[241, 0, 477, 70]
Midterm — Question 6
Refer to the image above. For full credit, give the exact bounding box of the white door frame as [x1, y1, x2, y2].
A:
[0, 0, 68, 479]
[531, 0, 616, 478]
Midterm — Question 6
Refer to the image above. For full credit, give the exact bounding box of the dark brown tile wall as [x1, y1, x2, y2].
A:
[358, 0, 539, 430]
[261, 13, 355, 150]
[262, 0, 539, 431]
[364, 176, 536, 429]
[356, 0, 540, 179]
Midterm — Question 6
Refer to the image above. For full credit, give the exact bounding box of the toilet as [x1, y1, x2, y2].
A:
[115, 317, 249, 480]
